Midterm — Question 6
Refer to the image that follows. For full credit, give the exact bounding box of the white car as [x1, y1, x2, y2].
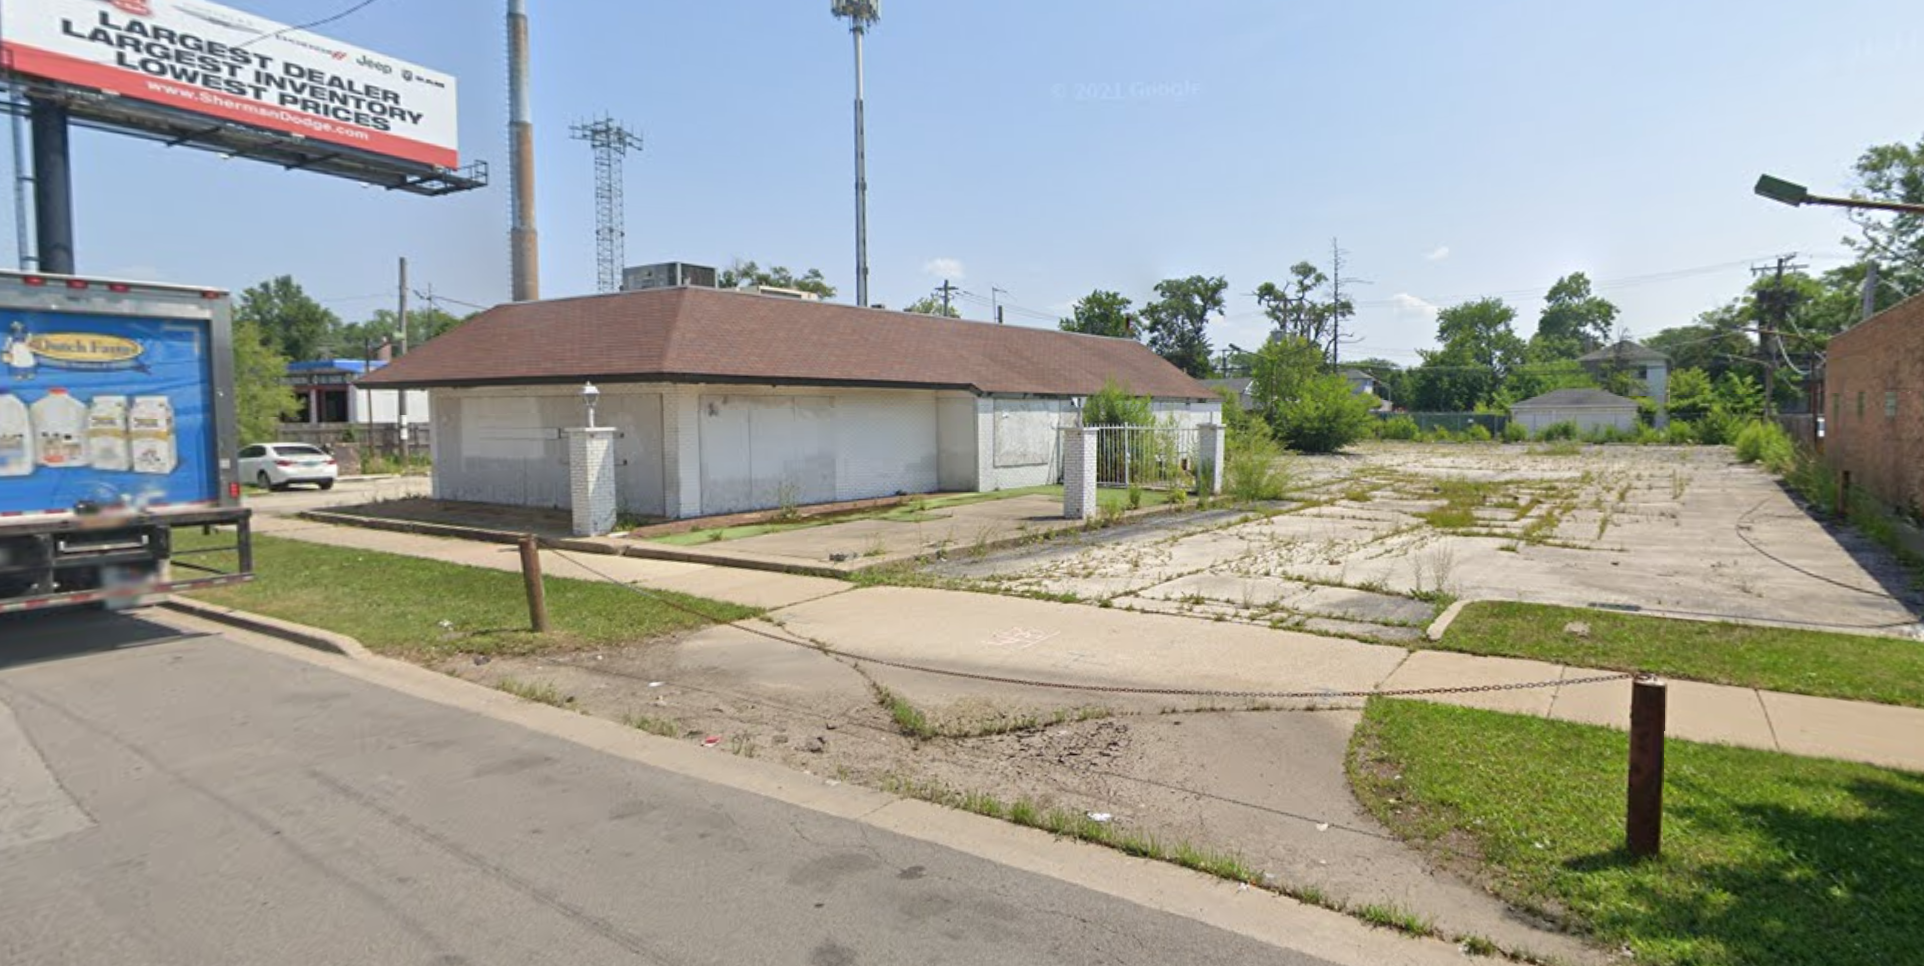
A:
[238, 442, 339, 491]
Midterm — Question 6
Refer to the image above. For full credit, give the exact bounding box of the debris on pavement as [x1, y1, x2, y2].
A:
[701, 735, 722, 747]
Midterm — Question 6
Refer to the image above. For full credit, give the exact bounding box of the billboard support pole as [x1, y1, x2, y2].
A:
[28, 97, 72, 274]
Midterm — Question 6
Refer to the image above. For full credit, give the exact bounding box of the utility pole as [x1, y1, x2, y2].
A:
[936, 279, 957, 316]
[397, 256, 409, 457]
[1326, 237, 1366, 367]
[1860, 261, 1879, 322]
[1750, 253, 1805, 420]
[992, 286, 1008, 325]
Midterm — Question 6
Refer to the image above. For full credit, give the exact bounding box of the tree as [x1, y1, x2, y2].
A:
[236, 276, 338, 362]
[1667, 367, 1716, 422]
[718, 259, 837, 298]
[336, 306, 473, 357]
[1530, 272, 1618, 360]
[1248, 335, 1325, 416]
[1140, 275, 1225, 378]
[1645, 304, 1753, 382]
[903, 295, 961, 318]
[232, 314, 298, 444]
[1407, 298, 1525, 411]
[1844, 135, 1924, 288]
[1272, 374, 1376, 454]
[1254, 258, 1354, 363]
[1058, 289, 1136, 338]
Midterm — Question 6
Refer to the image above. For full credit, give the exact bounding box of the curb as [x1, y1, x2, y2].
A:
[158, 597, 371, 659]
[1424, 597, 1475, 641]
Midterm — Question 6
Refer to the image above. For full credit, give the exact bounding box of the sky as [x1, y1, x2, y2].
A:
[6, 0, 1921, 365]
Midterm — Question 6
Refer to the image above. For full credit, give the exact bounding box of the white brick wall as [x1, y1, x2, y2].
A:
[1198, 423, 1225, 495]
[568, 427, 618, 536]
[1062, 427, 1097, 519]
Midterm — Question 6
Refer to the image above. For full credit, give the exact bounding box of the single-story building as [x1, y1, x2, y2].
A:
[1200, 376, 1253, 411]
[284, 359, 430, 429]
[1509, 388, 1638, 435]
[1824, 292, 1923, 521]
[1340, 368, 1393, 411]
[359, 286, 1219, 519]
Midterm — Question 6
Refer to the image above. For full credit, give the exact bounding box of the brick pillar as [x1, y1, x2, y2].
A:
[1198, 423, 1226, 495]
[1062, 426, 1098, 519]
[567, 427, 618, 537]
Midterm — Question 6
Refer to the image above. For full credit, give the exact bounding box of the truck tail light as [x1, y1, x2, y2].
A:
[108, 282, 131, 293]
[229, 482, 241, 499]
[64, 279, 87, 289]
[22, 275, 45, 286]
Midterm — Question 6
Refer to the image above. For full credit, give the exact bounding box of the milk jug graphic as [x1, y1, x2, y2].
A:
[129, 395, 177, 475]
[88, 394, 131, 471]
[31, 388, 88, 468]
[0, 389, 33, 476]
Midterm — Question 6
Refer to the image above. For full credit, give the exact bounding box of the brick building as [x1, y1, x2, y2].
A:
[1824, 293, 1924, 519]
[360, 285, 1218, 519]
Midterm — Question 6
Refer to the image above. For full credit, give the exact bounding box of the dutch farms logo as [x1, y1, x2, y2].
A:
[102, 0, 153, 17]
[26, 332, 148, 372]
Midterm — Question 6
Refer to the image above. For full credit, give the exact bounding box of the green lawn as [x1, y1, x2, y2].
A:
[650, 484, 1181, 545]
[1348, 698, 1924, 964]
[182, 532, 758, 659]
[1434, 601, 1924, 708]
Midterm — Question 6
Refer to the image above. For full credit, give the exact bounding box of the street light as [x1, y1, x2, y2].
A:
[581, 381, 600, 428]
[832, 0, 880, 309]
[1754, 173, 1924, 215]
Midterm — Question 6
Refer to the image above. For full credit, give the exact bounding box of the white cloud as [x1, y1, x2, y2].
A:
[922, 257, 965, 280]
[1391, 293, 1440, 317]
[1423, 246, 1451, 262]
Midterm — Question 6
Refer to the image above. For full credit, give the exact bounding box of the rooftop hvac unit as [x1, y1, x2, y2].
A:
[621, 262, 719, 291]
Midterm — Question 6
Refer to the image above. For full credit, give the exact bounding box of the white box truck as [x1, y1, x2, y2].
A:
[1, 270, 252, 615]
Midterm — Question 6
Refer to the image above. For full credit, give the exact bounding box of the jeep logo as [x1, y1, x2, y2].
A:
[356, 54, 393, 74]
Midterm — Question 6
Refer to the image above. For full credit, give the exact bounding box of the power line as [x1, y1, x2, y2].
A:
[235, 0, 384, 49]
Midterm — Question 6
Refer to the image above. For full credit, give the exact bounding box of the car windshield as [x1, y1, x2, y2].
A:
[273, 445, 326, 457]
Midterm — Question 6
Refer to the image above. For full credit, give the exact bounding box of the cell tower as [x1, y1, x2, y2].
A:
[570, 117, 643, 293]
[831, 0, 880, 308]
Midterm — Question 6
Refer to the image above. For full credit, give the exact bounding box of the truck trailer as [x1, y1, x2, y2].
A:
[1, 270, 252, 615]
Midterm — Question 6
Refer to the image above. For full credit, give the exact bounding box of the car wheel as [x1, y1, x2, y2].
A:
[318, 480, 335, 491]
[256, 470, 273, 491]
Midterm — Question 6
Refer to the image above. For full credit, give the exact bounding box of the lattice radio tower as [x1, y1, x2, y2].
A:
[570, 117, 643, 293]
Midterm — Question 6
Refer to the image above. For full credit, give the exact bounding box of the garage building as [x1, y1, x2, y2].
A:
[359, 286, 1218, 519]
[1508, 388, 1639, 435]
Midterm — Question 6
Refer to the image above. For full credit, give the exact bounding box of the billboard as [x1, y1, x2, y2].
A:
[0, 0, 458, 170]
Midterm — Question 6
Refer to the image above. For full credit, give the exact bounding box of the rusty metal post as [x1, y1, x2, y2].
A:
[518, 535, 549, 633]
[1627, 674, 1667, 858]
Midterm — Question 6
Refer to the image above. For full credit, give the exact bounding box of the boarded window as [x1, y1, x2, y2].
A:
[1887, 391, 1899, 418]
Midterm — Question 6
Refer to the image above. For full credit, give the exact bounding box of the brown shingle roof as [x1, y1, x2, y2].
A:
[360, 287, 1215, 399]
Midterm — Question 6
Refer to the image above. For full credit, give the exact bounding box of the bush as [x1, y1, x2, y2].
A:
[1501, 421, 1529, 443]
[1634, 425, 1665, 445]
[1376, 415, 1421, 441]
[1272, 373, 1376, 454]
[1464, 423, 1494, 442]
[1697, 407, 1744, 446]
[1083, 378, 1152, 426]
[1665, 420, 1697, 445]
[1535, 420, 1578, 442]
[1224, 432, 1292, 502]
[1734, 421, 1795, 474]
[1425, 425, 1459, 443]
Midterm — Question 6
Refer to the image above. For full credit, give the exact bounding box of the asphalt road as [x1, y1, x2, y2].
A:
[0, 609, 1327, 965]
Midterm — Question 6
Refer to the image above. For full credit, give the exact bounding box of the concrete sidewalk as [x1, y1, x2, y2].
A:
[246, 516, 1924, 773]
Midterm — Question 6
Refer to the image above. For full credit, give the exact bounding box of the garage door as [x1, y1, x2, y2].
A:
[699, 395, 835, 515]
